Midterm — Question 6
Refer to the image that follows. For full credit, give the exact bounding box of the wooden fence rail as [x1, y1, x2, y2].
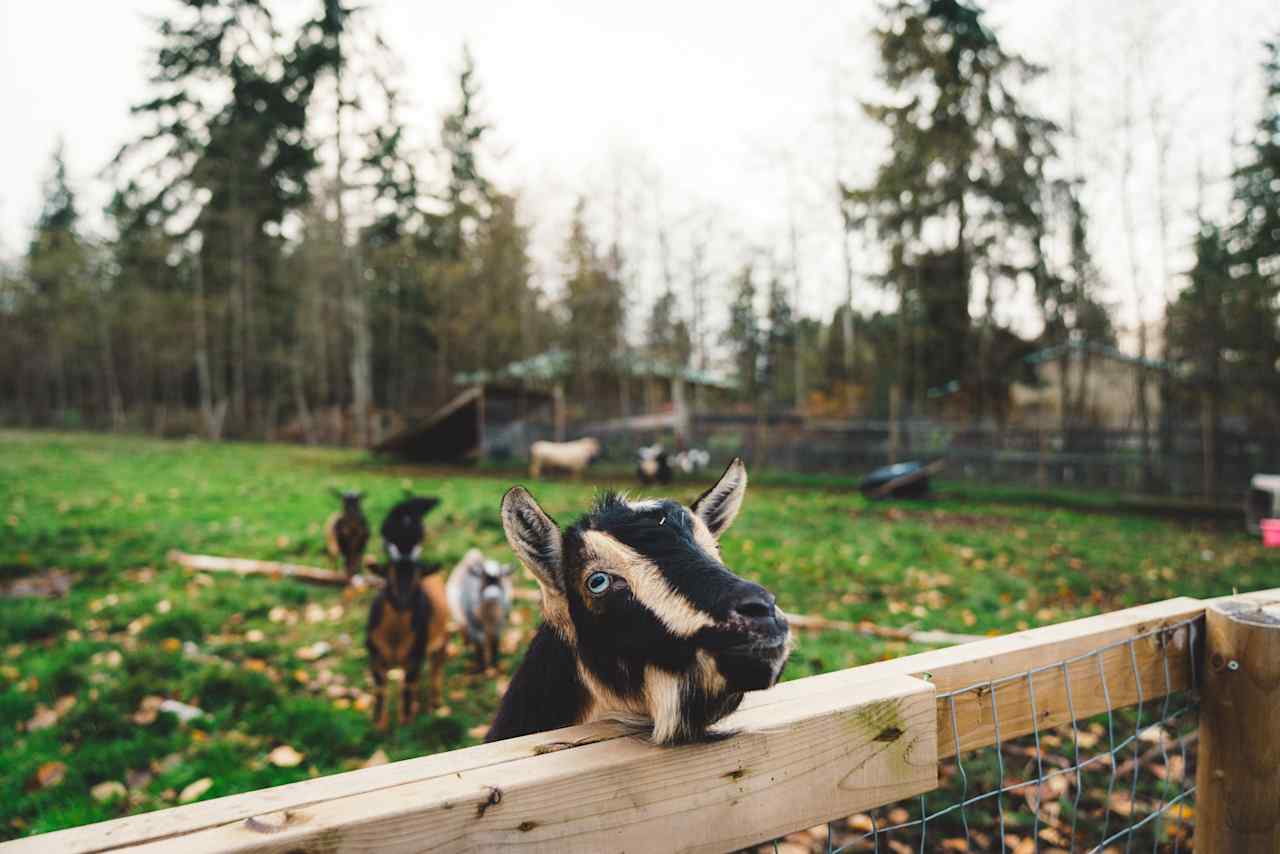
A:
[7, 590, 1279, 854]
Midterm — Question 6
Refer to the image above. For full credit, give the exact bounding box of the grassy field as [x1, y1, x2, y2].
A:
[1, 430, 1277, 841]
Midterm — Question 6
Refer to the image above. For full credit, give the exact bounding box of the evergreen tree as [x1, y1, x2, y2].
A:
[724, 264, 760, 399]
[24, 143, 90, 421]
[116, 0, 318, 436]
[559, 200, 625, 407]
[438, 46, 492, 260]
[847, 0, 1058, 416]
[646, 289, 693, 368]
[763, 273, 796, 408]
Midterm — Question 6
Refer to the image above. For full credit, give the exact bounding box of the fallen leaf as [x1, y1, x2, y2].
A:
[156, 599, 172, 614]
[941, 840, 969, 852]
[33, 761, 67, 789]
[353, 695, 373, 712]
[268, 745, 305, 767]
[26, 705, 59, 731]
[245, 629, 265, 643]
[125, 768, 153, 790]
[297, 642, 331, 661]
[245, 658, 267, 672]
[362, 749, 389, 768]
[151, 753, 183, 774]
[159, 699, 206, 723]
[133, 696, 165, 725]
[91, 781, 127, 803]
[847, 814, 874, 833]
[435, 705, 452, 717]
[293, 669, 310, 685]
[178, 778, 213, 803]
[1108, 792, 1135, 816]
[161, 637, 181, 652]
[886, 807, 910, 825]
[468, 724, 489, 740]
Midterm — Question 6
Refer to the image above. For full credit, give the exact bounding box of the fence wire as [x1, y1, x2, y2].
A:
[764, 616, 1203, 854]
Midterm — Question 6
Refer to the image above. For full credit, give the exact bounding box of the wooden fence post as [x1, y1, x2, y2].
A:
[1194, 597, 1280, 853]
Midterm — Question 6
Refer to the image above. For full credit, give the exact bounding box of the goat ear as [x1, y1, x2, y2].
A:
[691, 457, 748, 539]
[501, 486, 564, 595]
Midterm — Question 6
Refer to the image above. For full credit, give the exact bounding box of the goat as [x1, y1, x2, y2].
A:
[529, 437, 601, 479]
[673, 448, 711, 475]
[636, 444, 673, 485]
[487, 458, 790, 745]
[445, 549, 515, 672]
[324, 489, 369, 580]
[365, 496, 447, 730]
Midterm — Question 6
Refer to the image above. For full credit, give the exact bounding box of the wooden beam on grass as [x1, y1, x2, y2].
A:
[167, 550, 379, 588]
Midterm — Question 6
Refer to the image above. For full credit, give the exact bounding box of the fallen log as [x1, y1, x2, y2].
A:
[172, 553, 980, 648]
[167, 551, 379, 587]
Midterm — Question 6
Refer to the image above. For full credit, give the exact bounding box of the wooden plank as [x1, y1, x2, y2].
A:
[3, 721, 639, 854]
[77, 675, 937, 854]
[739, 595, 1207, 758]
[5, 595, 1212, 854]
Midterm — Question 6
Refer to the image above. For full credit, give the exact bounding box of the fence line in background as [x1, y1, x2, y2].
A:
[546, 414, 1279, 502]
[6, 590, 1278, 854]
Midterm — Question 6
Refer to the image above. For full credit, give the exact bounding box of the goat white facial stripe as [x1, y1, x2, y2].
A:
[644, 666, 686, 744]
[581, 531, 713, 637]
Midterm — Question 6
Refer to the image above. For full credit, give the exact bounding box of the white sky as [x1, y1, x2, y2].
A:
[2, 0, 1278, 356]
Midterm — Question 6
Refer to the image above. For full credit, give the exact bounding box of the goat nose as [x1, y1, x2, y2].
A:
[728, 589, 777, 626]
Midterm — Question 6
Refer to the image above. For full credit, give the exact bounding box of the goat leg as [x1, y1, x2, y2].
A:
[370, 658, 390, 732]
[401, 676, 419, 722]
[428, 642, 447, 710]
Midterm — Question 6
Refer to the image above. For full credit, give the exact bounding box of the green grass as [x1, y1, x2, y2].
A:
[1, 429, 1277, 840]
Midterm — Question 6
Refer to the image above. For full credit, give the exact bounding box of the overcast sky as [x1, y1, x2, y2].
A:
[2, 0, 1278, 350]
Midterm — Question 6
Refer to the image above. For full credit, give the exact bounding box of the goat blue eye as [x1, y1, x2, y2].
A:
[586, 572, 611, 595]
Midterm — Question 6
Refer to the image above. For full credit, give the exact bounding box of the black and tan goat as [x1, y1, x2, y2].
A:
[636, 444, 673, 485]
[324, 489, 369, 580]
[366, 496, 448, 730]
[487, 458, 790, 745]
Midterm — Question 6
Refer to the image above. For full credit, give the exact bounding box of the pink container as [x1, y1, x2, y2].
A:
[1263, 519, 1280, 548]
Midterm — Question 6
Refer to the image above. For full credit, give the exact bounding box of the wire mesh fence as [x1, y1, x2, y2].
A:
[761, 616, 1203, 854]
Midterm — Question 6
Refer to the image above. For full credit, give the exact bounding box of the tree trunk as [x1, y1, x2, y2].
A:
[192, 250, 225, 440]
[335, 43, 372, 448]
